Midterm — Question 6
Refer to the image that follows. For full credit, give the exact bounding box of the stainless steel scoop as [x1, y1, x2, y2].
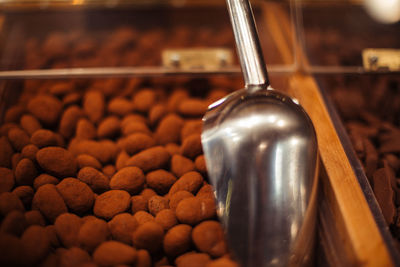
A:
[201, 0, 319, 266]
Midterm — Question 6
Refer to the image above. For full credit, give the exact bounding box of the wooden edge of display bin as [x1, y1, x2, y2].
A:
[260, 2, 394, 266]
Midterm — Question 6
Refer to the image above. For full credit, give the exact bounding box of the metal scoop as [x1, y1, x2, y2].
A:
[201, 0, 319, 266]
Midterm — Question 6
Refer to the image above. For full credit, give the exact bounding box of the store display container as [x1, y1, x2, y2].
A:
[0, 0, 399, 266]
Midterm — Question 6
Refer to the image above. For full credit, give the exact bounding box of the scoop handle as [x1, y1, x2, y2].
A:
[226, 0, 270, 90]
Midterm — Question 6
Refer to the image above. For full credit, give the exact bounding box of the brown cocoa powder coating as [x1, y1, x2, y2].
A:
[149, 104, 167, 126]
[133, 89, 157, 113]
[108, 213, 138, 245]
[54, 213, 83, 248]
[148, 195, 169, 216]
[0, 73, 241, 265]
[146, 169, 177, 195]
[163, 224, 192, 258]
[76, 154, 102, 170]
[196, 184, 215, 199]
[169, 171, 204, 196]
[1, 123, 18, 135]
[136, 249, 152, 267]
[155, 114, 184, 145]
[48, 81, 74, 96]
[134, 211, 155, 225]
[32, 184, 67, 222]
[0, 167, 15, 193]
[110, 166, 145, 195]
[121, 114, 148, 128]
[132, 221, 164, 253]
[21, 225, 51, 265]
[63, 92, 81, 107]
[77, 167, 110, 193]
[8, 127, 30, 152]
[192, 220, 227, 257]
[165, 143, 181, 156]
[169, 191, 195, 211]
[21, 144, 39, 161]
[59, 105, 84, 139]
[122, 121, 152, 136]
[180, 134, 203, 159]
[154, 256, 170, 266]
[33, 173, 60, 190]
[58, 247, 92, 267]
[0, 210, 27, 236]
[125, 146, 170, 172]
[175, 197, 213, 226]
[165, 89, 188, 112]
[4, 106, 25, 124]
[194, 155, 207, 175]
[45, 224, 60, 248]
[171, 155, 196, 178]
[93, 190, 131, 220]
[27, 95, 62, 126]
[97, 116, 121, 139]
[24, 210, 46, 227]
[12, 185, 34, 208]
[178, 99, 208, 117]
[181, 120, 203, 141]
[56, 178, 95, 215]
[140, 188, 157, 202]
[102, 164, 116, 178]
[2, 124, 19, 138]
[119, 133, 156, 155]
[20, 114, 42, 136]
[78, 217, 111, 252]
[11, 153, 22, 171]
[30, 129, 59, 148]
[175, 252, 211, 267]
[155, 209, 178, 231]
[83, 90, 105, 124]
[0, 192, 25, 216]
[36, 147, 78, 178]
[131, 195, 148, 214]
[70, 139, 116, 164]
[100, 140, 119, 161]
[15, 158, 38, 186]
[206, 258, 240, 267]
[93, 240, 137, 267]
[108, 98, 135, 116]
[76, 119, 97, 140]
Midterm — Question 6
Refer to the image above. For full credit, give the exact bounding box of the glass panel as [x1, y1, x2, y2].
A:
[298, 1, 400, 70]
[0, 0, 295, 74]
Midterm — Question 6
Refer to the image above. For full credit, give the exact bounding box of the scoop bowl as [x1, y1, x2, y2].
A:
[201, 86, 319, 266]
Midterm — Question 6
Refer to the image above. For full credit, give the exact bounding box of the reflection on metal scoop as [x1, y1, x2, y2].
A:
[201, 0, 319, 266]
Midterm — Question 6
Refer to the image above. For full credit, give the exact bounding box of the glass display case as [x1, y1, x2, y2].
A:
[295, 0, 400, 266]
[296, 0, 400, 73]
[0, 0, 399, 266]
[0, 0, 295, 75]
